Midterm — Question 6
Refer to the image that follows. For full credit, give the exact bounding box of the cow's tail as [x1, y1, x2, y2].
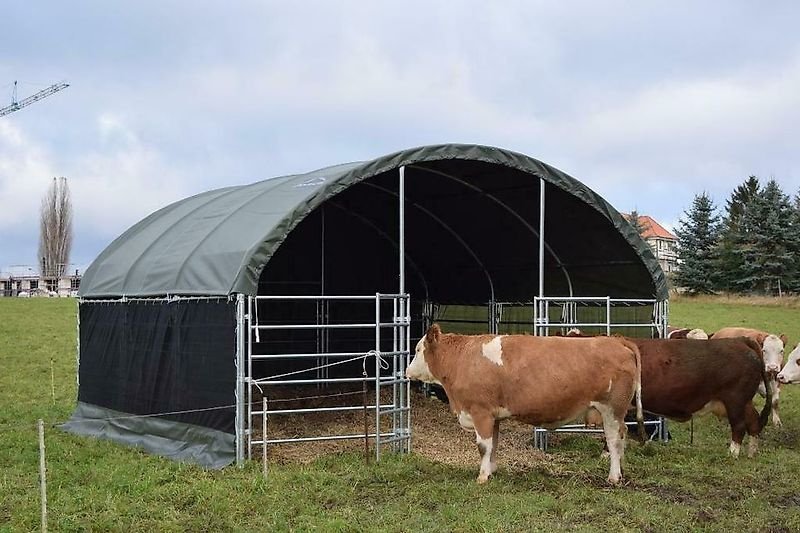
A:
[759, 369, 773, 433]
[741, 337, 772, 433]
[620, 337, 646, 444]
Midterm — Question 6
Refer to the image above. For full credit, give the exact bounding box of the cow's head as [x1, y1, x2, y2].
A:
[777, 343, 800, 384]
[686, 328, 709, 340]
[762, 334, 786, 374]
[405, 323, 443, 384]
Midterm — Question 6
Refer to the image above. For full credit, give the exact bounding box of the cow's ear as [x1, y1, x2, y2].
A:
[756, 333, 767, 345]
[426, 323, 442, 345]
[780, 334, 788, 346]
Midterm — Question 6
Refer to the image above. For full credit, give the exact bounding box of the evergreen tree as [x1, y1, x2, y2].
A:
[713, 176, 760, 291]
[627, 210, 647, 236]
[732, 179, 795, 294]
[673, 193, 719, 293]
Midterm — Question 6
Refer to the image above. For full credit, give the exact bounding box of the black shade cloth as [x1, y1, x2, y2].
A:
[76, 298, 236, 433]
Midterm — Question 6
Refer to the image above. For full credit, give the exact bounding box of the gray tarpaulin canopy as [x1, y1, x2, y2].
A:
[79, 143, 667, 301]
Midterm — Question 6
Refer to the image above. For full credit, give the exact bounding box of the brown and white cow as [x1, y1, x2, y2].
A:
[632, 337, 772, 457]
[405, 324, 644, 484]
[709, 327, 787, 427]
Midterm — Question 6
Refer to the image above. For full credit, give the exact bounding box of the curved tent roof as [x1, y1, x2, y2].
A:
[79, 144, 667, 300]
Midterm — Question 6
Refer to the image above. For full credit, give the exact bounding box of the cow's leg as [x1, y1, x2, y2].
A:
[725, 402, 747, 458]
[471, 411, 496, 484]
[489, 419, 500, 475]
[743, 400, 762, 458]
[592, 401, 626, 484]
[771, 380, 782, 427]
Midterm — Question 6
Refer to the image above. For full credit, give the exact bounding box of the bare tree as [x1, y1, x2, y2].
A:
[38, 177, 73, 278]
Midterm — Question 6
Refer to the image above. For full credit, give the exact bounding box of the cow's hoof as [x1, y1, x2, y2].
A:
[773, 419, 783, 428]
[477, 475, 490, 484]
[607, 476, 622, 485]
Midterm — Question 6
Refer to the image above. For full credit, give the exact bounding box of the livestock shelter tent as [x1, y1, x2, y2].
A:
[63, 144, 669, 468]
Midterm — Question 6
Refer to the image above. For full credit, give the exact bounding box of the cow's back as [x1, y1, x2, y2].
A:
[443, 335, 638, 427]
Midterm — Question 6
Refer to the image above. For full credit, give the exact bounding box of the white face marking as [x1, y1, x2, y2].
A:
[686, 329, 708, 340]
[405, 337, 440, 384]
[481, 336, 504, 366]
[777, 344, 800, 384]
[729, 441, 741, 458]
[762, 335, 785, 373]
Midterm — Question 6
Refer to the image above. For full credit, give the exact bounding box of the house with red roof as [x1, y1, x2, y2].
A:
[625, 214, 679, 274]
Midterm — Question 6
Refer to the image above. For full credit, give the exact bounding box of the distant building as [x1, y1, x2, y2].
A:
[624, 214, 679, 274]
[0, 266, 81, 297]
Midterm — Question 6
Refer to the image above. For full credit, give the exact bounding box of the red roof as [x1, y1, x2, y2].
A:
[623, 214, 677, 241]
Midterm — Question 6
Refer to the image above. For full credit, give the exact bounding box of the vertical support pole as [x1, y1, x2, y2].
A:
[392, 297, 399, 451]
[247, 295, 253, 461]
[262, 397, 268, 478]
[606, 297, 612, 336]
[235, 293, 245, 466]
[538, 177, 545, 300]
[399, 165, 406, 298]
[375, 293, 382, 461]
[38, 419, 47, 533]
[405, 293, 412, 453]
[398, 165, 408, 453]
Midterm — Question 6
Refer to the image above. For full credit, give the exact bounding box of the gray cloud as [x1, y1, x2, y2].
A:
[1, 1, 799, 271]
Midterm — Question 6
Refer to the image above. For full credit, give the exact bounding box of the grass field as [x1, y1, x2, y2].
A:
[2, 297, 800, 531]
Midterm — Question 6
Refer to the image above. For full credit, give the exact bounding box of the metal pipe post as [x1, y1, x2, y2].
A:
[235, 293, 245, 466]
[538, 177, 545, 298]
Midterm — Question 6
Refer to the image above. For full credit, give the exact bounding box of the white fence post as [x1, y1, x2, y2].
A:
[38, 419, 48, 533]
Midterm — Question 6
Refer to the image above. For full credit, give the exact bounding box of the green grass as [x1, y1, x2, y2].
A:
[2, 297, 800, 531]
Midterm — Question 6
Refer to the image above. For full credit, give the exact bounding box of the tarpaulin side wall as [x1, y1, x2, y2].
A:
[61, 298, 237, 468]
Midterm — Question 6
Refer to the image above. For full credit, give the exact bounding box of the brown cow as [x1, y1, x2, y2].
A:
[405, 324, 644, 484]
[633, 337, 772, 457]
[710, 327, 787, 427]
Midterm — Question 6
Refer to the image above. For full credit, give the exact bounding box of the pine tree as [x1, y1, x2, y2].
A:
[673, 193, 719, 293]
[627, 210, 647, 236]
[713, 176, 760, 292]
[731, 179, 795, 294]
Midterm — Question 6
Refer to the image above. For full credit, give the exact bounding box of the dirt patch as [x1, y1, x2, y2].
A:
[254, 387, 560, 471]
[629, 482, 698, 505]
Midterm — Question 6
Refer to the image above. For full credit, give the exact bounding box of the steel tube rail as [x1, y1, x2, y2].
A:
[254, 404, 395, 416]
[253, 322, 401, 330]
[535, 322, 659, 328]
[260, 432, 395, 445]
[250, 350, 405, 360]
[254, 377, 386, 385]
[254, 294, 408, 301]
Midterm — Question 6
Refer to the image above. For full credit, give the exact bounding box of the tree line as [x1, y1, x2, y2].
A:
[671, 176, 800, 295]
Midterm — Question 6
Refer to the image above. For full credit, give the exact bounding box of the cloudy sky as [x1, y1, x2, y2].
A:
[1, 1, 799, 274]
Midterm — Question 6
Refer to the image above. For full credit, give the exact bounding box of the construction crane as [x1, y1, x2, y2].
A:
[0, 80, 69, 117]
